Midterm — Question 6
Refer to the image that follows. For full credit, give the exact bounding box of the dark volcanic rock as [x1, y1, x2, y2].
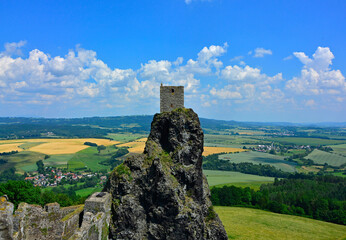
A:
[104, 108, 228, 240]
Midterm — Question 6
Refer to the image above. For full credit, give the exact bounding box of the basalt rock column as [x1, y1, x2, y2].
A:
[105, 108, 228, 240]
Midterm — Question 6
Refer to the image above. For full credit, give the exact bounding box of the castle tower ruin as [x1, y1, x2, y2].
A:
[160, 84, 184, 112]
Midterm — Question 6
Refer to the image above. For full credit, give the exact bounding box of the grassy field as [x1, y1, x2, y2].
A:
[44, 154, 75, 168]
[329, 143, 346, 156]
[0, 138, 120, 173]
[305, 149, 346, 167]
[219, 151, 297, 172]
[75, 187, 103, 197]
[18, 142, 46, 150]
[215, 206, 346, 240]
[0, 151, 46, 173]
[211, 182, 273, 191]
[283, 149, 307, 157]
[204, 134, 269, 147]
[331, 172, 346, 177]
[204, 170, 274, 187]
[67, 145, 118, 171]
[266, 137, 346, 146]
[106, 133, 147, 143]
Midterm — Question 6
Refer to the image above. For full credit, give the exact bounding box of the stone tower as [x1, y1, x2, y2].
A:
[160, 84, 184, 113]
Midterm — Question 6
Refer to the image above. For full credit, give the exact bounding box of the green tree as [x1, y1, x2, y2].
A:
[36, 160, 45, 174]
[97, 145, 106, 153]
[0, 180, 41, 208]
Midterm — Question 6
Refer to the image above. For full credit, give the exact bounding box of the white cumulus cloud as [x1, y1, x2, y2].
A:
[253, 48, 272, 58]
[286, 47, 345, 95]
[1, 40, 27, 56]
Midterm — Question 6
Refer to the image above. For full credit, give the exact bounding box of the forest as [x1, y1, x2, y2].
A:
[0, 180, 86, 209]
[211, 175, 346, 225]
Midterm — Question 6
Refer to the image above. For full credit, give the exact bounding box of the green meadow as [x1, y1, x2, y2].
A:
[75, 187, 103, 197]
[204, 134, 269, 147]
[44, 154, 74, 168]
[67, 146, 117, 171]
[18, 142, 45, 150]
[305, 149, 346, 167]
[215, 206, 346, 240]
[204, 170, 274, 187]
[0, 151, 46, 173]
[329, 143, 346, 156]
[219, 151, 297, 172]
[107, 133, 147, 142]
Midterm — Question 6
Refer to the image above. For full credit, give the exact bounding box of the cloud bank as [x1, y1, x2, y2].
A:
[0, 41, 344, 119]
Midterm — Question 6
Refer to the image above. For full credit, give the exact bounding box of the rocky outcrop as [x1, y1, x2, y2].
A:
[0, 196, 14, 240]
[0, 192, 111, 240]
[105, 108, 228, 240]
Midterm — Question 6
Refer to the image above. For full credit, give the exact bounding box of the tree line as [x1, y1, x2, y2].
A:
[0, 180, 87, 209]
[211, 175, 346, 225]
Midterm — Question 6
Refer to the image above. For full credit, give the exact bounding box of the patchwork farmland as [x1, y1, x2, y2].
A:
[305, 149, 346, 167]
[219, 151, 297, 172]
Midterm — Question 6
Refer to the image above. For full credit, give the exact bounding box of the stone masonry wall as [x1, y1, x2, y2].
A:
[0, 192, 111, 240]
[160, 85, 184, 113]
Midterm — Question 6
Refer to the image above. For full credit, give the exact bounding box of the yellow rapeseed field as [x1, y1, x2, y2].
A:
[0, 143, 24, 152]
[0, 138, 120, 155]
[202, 147, 246, 156]
[117, 138, 147, 154]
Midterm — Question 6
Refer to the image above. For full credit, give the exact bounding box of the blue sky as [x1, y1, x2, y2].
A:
[0, 0, 345, 122]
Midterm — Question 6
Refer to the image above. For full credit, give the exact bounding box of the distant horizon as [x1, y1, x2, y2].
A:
[0, 0, 345, 122]
[1, 114, 345, 126]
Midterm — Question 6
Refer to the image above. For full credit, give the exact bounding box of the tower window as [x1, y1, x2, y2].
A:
[171, 104, 174, 108]
[171, 89, 175, 93]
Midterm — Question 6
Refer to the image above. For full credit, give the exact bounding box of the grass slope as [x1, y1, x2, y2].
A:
[305, 149, 346, 167]
[68, 146, 118, 171]
[107, 133, 147, 143]
[204, 134, 268, 147]
[219, 151, 297, 172]
[204, 170, 274, 187]
[215, 206, 346, 240]
[330, 143, 346, 157]
[18, 142, 45, 150]
[44, 154, 75, 168]
[211, 182, 273, 191]
[75, 187, 103, 197]
[0, 151, 46, 173]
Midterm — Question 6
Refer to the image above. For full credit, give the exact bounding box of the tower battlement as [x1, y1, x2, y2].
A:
[160, 85, 184, 113]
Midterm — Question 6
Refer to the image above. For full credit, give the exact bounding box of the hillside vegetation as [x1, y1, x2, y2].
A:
[305, 149, 346, 167]
[203, 170, 274, 186]
[215, 206, 346, 240]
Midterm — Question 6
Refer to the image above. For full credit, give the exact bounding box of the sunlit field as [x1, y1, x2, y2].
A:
[117, 138, 147, 154]
[0, 138, 120, 155]
[215, 206, 346, 240]
[204, 170, 274, 187]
